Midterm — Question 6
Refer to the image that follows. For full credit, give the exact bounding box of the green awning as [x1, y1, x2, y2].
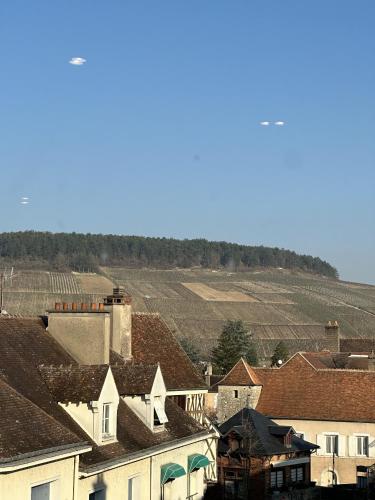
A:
[188, 454, 210, 472]
[160, 463, 186, 484]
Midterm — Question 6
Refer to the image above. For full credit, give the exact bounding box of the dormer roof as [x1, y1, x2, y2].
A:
[112, 364, 159, 395]
[39, 365, 109, 403]
[218, 358, 261, 386]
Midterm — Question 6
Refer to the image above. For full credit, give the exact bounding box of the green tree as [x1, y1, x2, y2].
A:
[211, 320, 258, 374]
[271, 341, 290, 366]
[179, 337, 200, 364]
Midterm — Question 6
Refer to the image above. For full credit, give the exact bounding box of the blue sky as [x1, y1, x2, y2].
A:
[1, 1, 374, 283]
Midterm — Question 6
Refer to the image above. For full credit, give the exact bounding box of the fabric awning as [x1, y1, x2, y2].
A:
[188, 454, 210, 472]
[161, 463, 186, 484]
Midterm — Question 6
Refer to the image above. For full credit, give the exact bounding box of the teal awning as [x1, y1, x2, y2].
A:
[160, 463, 186, 484]
[188, 454, 210, 472]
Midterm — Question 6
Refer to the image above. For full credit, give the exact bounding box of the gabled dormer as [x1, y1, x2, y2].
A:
[39, 365, 120, 445]
[113, 363, 168, 432]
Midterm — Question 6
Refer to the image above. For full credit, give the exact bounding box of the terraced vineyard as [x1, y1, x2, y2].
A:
[2, 267, 375, 359]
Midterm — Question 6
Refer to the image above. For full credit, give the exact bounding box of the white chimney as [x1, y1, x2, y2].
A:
[104, 288, 132, 360]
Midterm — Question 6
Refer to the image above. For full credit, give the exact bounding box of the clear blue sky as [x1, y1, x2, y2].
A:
[1, 1, 374, 283]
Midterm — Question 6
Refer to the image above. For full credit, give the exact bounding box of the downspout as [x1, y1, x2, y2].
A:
[150, 455, 153, 500]
[72, 455, 79, 500]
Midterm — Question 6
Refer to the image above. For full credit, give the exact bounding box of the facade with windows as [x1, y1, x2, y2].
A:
[0, 288, 217, 499]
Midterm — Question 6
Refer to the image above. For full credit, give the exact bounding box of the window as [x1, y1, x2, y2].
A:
[326, 435, 338, 455]
[270, 470, 284, 488]
[102, 403, 111, 435]
[154, 396, 168, 427]
[31, 483, 50, 500]
[357, 476, 367, 488]
[291, 467, 304, 483]
[128, 476, 140, 500]
[233, 390, 239, 399]
[356, 436, 369, 456]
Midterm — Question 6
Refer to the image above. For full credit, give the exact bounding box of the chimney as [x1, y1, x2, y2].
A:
[104, 287, 132, 360]
[205, 362, 213, 386]
[325, 320, 340, 352]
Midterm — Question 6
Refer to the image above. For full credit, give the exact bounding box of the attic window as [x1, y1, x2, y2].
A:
[102, 403, 112, 436]
[154, 396, 168, 428]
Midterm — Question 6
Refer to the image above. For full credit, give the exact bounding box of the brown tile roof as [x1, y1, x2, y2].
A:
[255, 353, 375, 422]
[131, 314, 206, 391]
[340, 338, 375, 353]
[0, 378, 84, 460]
[219, 358, 261, 386]
[79, 397, 206, 470]
[111, 364, 158, 395]
[39, 365, 109, 403]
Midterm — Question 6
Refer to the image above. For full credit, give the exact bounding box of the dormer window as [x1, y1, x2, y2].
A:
[153, 396, 168, 429]
[102, 403, 112, 437]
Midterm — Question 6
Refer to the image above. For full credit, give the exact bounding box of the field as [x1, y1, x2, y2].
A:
[2, 267, 375, 359]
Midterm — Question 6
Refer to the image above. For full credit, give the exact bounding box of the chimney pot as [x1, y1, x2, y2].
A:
[72, 302, 77, 311]
[98, 303, 104, 312]
[81, 303, 88, 311]
[63, 302, 68, 311]
[90, 303, 97, 311]
[55, 302, 61, 311]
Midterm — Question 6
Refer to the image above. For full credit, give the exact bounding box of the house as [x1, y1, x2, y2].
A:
[210, 354, 375, 487]
[217, 408, 318, 499]
[0, 287, 217, 500]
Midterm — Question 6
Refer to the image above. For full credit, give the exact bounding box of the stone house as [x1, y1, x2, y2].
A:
[209, 353, 375, 487]
[217, 408, 318, 499]
[0, 288, 217, 500]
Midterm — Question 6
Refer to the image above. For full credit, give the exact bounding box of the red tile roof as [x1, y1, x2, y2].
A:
[218, 358, 261, 386]
[255, 353, 375, 422]
[131, 313, 206, 391]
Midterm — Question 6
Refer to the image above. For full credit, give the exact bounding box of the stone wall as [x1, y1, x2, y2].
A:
[217, 385, 262, 423]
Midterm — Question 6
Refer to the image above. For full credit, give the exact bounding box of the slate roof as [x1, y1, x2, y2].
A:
[218, 358, 261, 386]
[39, 365, 109, 403]
[0, 377, 85, 461]
[218, 407, 318, 457]
[255, 353, 375, 422]
[111, 364, 158, 395]
[131, 313, 206, 390]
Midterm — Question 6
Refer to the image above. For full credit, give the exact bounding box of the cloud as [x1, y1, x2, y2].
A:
[20, 201, 29, 205]
[69, 57, 86, 66]
[260, 121, 270, 126]
[21, 197, 29, 200]
[274, 121, 285, 126]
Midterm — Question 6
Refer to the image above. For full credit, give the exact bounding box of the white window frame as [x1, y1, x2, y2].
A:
[354, 434, 369, 457]
[102, 403, 112, 436]
[128, 474, 141, 500]
[323, 432, 339, 455]
[30, 477, 60, 500]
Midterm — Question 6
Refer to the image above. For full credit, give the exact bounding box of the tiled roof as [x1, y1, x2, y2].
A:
[39, 365, 109, 403]
[111, 364, 158, 395]
[255, 353, 375, 422]
[340, 338, 375, 353]
[218, 407, 318, 457]
[131, 314, 206, 391]
[79, 397, 206, 470]
[218, 358, 261, 386]
[0, 378, 84, 460]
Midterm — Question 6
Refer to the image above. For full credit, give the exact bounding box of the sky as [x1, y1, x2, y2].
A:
[1, 1, 374, 283]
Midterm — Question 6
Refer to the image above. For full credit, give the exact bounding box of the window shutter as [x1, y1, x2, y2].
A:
[369, 437, 375, 458]
[316, 434, 325, 455]
[338, 435, 346, 457]
[348, 436, 356, 457]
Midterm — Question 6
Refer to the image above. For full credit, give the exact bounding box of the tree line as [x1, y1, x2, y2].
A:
[0, 231, 338, 278]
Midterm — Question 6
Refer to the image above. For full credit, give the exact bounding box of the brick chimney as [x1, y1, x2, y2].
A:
[325, 320, 340, 352]
[104, 287, 132, 361]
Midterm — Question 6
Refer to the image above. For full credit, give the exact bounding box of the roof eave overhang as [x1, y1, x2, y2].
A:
[79, 429, 216, 477]
[0, 442, 92, 473]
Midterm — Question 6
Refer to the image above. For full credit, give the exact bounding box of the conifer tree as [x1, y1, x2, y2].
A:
[271, 341, 290, 366]
[211, 320, 258, 374]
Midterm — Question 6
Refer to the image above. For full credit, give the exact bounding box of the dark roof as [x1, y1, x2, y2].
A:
[131, 314, 206, 390]
[79, 397, 206, 470]
[218, 407, 317, 457]
[39, 365, 109, 403]
[111, 364, 158, 395]
[0, 377, 84, 460]
[218, 358, 261, 386]
[255, 353, 375, 422]
[340, 338, 375, 353]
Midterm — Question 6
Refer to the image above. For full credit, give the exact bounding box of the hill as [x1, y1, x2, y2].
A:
[0, 231, 338, 278]
[1, 266, 374, 360]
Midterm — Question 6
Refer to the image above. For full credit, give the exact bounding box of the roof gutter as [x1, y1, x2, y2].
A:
[80, 429, 217, 477]
[0, 442, 92, 473]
